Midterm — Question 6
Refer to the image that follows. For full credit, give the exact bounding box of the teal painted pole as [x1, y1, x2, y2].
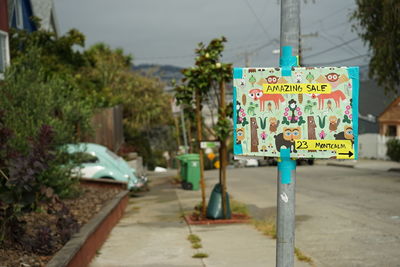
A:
[276, 0, 299, 266]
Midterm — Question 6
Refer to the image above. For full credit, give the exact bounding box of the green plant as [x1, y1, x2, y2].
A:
[295, 247, 314, 265]
[386, 138, 400, 162]
[187, 234, 201, 244]
[252, 219, 277, 239]
[192, 252, 209, 259]
[352, 0, 400, 94]
[192, 243, 202, 249]
[230, 200, 249, 216]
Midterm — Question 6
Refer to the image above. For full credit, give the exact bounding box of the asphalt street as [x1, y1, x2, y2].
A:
[219, 164, 400, 267]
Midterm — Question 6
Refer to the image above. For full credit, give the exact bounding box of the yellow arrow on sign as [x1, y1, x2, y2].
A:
[294, 140, 354, 159]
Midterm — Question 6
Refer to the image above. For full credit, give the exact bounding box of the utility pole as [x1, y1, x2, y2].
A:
[277, 0, 299, 266]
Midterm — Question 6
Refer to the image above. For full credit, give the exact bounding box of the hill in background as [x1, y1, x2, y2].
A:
[133, 64, 183, 85]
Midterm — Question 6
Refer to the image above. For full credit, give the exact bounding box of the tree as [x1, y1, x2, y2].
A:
[82, 43, 174, 168]
[175, 37, 232, 218]
[352, 0, 400, 94]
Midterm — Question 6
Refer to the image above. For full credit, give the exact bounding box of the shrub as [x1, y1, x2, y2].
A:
[0, 46, 92, 244]
[386, 138, 400, 162]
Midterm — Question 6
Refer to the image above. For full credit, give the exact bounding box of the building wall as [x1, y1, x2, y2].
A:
[359, 133, 400, 159]
[0, 0, 9, 32]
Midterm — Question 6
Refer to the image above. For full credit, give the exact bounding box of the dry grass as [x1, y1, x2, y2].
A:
[192, 243, 202, 249]
[230, 199, 249, 216]
[251, 219, 277, 239]
[295, 247, 314, 265]
[187, 234, 201, 244]
[192, 252, 209, 258]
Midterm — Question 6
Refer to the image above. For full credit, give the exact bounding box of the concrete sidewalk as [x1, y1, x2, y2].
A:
[316, 158, 400, 172]
[90, 173, 310, 267]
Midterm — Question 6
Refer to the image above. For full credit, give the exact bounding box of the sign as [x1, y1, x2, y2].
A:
[200, 141, 220, 149]
[233, 67, 359, 159]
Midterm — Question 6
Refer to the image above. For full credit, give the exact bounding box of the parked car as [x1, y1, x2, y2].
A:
[65, 143, 147, 191]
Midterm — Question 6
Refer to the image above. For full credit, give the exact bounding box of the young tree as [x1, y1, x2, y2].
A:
[175, 37, 232, 218]
[352, 0, 400, 94]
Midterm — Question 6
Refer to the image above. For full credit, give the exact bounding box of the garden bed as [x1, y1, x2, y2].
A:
[0, 183, 125, 267]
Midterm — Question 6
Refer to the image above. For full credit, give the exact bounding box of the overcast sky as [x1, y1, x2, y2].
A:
[54, 0, 369, 68]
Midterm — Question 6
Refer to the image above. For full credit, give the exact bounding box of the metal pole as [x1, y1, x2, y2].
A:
[277, 0, 299, 267]
[180, 109, 189, 154]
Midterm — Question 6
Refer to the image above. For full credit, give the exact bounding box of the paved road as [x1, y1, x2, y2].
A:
[217, 165, 400, 267]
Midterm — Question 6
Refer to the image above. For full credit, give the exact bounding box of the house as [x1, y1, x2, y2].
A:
[378, 96, 400, 137]
[0, 0, 10, 79]
[0, 0, 58, 78]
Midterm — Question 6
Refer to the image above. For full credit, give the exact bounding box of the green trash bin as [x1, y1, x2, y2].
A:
[178, 154, 200, 190]
[176, 155, 187, 182]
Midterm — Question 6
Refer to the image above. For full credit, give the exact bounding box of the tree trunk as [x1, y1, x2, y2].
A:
[187, 119, 192, 153]
[195, 88, 207, 218]
[219, 80, 228, 218]
[173, 115, 181, 148]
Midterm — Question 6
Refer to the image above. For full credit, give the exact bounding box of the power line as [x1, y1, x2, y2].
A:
[304, 37, 359, 59]
[243, 0, 271, 39]
[304, 54, 369, 66]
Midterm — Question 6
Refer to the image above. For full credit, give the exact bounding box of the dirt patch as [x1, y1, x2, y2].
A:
[0, 184, 122, 267]
[184, 213, 251, 225]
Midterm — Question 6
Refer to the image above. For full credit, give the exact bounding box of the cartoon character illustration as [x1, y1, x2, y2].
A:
[327, 100, 333, 111]
[269, 117, 280, 133]
[319, 130, 326, 139]
[316, 73, 349, 88]
[304, 100, 317, 114]
[329, 116, 340, 132]
[266, 75, 279, 84]
[261, 131, 267, 141]
[238, 79, 246, 89]
[274, 127, 302, 153]
[247, 102, 258, 116]
[282, 99, 306, 126]
[295, 72, 304, 104]
[236, 128, 245, 144]
[257, 76, 288, 86]
[267, 102, 272, 113]
[259, 117, 267, 130]
[308, 116, 317, 152]
[242, 94, 247, 105]
[295, 72, 302, 83]
[237, 101, 249, 127]
[334, 125, 354, 145]
[260, 145, 268, 152]
[249, 75, 256, 86]
[249, 88, 285, 111]
[317, 115, 327, 128]
[250, 117, 259, 152]
[306, 72, 314, 83]
[308, 116, 317, 140]
[316, 90, 346, 109]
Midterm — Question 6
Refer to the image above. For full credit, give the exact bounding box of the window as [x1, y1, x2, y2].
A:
[14, 0, 24, 29]
[387, 125, 397, 137]
[0, 30, 10, 79]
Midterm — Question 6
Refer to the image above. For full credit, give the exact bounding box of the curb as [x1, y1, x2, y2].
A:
[326, 163, 355, 168]
[47, 190, 129, 267]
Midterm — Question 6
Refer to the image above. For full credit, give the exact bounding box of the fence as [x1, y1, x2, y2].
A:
[86, 105, 124, 152]
[359, 133, 400, 159]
